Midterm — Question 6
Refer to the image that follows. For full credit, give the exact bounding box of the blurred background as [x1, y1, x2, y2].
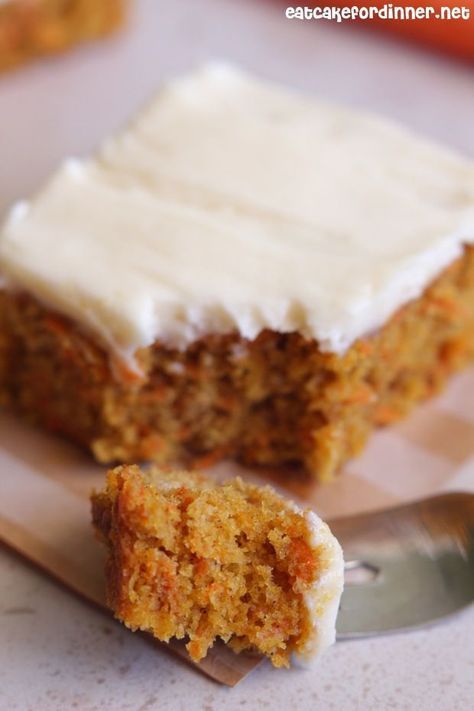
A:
[0, 0, 473, 215]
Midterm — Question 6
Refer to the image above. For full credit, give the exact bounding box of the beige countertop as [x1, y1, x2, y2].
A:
[0, 0, 473, 709]
[1, 546, 473, 711]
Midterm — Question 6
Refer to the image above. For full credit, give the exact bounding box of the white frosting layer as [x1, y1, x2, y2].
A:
[293, 509, 344, 665]
[1, 64, 474, 360]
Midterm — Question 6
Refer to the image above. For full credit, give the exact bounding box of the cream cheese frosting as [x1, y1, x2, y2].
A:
[294, 509, 344, 665]
[1, 63, 474, 361]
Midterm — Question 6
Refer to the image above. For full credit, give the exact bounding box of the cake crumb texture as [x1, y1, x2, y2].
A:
[0, 246, 473, 479]
[91, 465, 343, 667]
[0, 0, 126, 71]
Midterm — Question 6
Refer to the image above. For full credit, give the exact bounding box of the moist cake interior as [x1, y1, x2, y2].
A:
[92, 465, 343, 667]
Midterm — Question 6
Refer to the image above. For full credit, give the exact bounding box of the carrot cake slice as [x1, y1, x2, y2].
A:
[0, 64, 473, 479]
[91, 464, 344, 667]
[0, 0, 126, 71]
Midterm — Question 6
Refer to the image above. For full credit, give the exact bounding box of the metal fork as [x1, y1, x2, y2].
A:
[331, 492, 474, 637]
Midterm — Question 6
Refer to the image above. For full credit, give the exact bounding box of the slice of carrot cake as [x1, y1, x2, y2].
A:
[0, 64, 473, 479]
[91, 465, 344, 667]
[0, 0, 126, 71]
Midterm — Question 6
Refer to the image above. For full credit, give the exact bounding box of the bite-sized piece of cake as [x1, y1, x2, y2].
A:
[0, 65, 474, 479]
[0, 0, 126, 71]
[91, 465, 344, 668]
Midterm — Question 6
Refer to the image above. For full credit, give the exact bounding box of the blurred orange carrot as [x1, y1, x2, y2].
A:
[288, 2, 474, 60]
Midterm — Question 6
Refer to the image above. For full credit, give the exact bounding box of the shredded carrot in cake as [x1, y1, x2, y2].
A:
[1, 247, 473, 480]
[91, 465, 340, 667]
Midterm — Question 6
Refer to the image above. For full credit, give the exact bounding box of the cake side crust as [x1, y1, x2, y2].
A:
[1, 245, 473, 479]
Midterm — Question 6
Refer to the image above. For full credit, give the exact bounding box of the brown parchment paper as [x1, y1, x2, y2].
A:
[0, 366, 473, 685]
